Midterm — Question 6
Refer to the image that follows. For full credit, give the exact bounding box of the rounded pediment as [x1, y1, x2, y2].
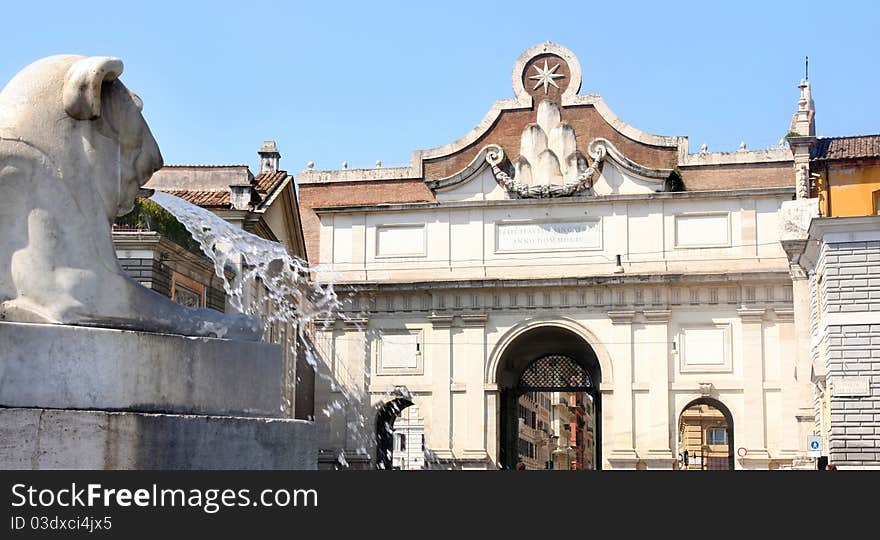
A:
[512, 42, 582, 104]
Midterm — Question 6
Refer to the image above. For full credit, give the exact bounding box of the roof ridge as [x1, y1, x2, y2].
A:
[163, 187, 228, 192]
[818, 134, 880, 140]
[163, 164, 250, 169]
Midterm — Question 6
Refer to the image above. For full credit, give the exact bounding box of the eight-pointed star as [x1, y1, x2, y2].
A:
[529, 60, 565, 94]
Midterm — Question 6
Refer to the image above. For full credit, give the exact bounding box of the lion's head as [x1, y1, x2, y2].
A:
[0, 55, 163, 218]
[0, 55, 261, 340]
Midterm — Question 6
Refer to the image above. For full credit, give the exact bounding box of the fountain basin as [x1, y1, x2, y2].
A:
[0, 321, 283, 418]
[0, 407, 315, 469]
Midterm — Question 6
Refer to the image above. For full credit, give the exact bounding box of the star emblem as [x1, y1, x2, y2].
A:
[529, 60, 565, 94]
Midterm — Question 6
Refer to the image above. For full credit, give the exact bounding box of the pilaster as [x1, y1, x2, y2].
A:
[428, 312, 453, 459]
[607, 310, 638, 464]
[461, 313, 488, 459]
[738, 308, 770, 461]
[642, 310, 673, 458]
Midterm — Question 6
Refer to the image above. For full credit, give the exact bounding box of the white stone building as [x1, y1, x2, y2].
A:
[301, 43, 815, 469]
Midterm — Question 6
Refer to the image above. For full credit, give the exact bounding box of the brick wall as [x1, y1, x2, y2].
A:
[422, 105, 679, 179]
[817, 241, 880, 467]
[681, 162, 794, 191]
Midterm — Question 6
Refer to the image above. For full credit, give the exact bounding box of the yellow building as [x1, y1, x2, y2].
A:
[678, 401, 733, 470]
[812, 135, 880, 217]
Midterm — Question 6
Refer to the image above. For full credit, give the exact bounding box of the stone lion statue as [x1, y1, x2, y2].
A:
[0, 55, 261, 340]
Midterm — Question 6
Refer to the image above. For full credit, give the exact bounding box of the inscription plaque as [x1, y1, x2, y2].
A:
[496, 220, 601, 252]
[833, 376, 870, 397]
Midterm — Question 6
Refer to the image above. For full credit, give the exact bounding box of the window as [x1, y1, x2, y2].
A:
[170, 272, 206, 308]
[707, 428, 727, 445]
[421, 434, 425, 451]
[397, 433, 406, 451]
[517, 438, 536, 459]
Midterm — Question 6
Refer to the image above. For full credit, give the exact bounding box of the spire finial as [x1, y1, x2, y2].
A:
[805, 56, 809, 81]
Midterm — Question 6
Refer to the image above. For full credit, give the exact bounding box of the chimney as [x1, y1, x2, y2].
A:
[229, 183, 253, 210]
[258, 140, 281, 174]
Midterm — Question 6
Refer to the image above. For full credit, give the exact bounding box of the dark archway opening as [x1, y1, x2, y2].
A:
[497, 326, 602, 470]
[677, 397, 735, 471]
[375, 396, 413, 470]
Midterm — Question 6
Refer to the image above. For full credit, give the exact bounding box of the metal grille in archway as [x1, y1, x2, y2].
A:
[518, 354, 592, 391]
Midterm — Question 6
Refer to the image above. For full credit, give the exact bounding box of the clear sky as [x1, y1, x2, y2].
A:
[2, 1, 877, 174]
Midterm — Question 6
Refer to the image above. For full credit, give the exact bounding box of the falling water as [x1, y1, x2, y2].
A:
[150, 191, 337, 326]
[151, 192, 419, 467]
[149, 192, 369, 441]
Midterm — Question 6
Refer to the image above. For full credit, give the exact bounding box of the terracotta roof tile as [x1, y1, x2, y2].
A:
[812, 135, 880, 161]
[163, 189, 230, 207]
[254, 171, 288, 198]
[154, 169, 291, 210]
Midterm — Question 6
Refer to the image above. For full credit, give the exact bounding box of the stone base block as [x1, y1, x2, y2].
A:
[0, 408, 315, 470]
[0, 321, 283, 417]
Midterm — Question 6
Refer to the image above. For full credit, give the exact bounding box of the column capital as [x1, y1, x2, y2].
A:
[642, 310, 672, 323]
[608, 310, 636, 324]
[341, 317, 368, 331]
[774, 309, 796, 323]
[737, 308, 766, 323]
[428, 313, 454, 328]
[314, 317, 336, 330]
[460, 313, 488, 327]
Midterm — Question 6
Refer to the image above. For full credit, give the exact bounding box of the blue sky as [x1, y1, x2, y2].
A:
[2, 1, 877, 174]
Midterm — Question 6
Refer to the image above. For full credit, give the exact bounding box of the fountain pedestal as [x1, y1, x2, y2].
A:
[0, 321, 315, 469]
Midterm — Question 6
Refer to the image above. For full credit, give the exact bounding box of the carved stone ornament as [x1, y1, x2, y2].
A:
[795, 163, 810, 199]
[485, 99, 604, 198]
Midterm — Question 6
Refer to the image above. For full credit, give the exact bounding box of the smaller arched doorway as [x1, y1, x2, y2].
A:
[497, 325, 602, 470]
[677, 398, 734, 470]
[375, 392, 414, 470]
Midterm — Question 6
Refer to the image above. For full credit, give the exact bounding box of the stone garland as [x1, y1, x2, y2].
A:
[484, 143, 605, 198]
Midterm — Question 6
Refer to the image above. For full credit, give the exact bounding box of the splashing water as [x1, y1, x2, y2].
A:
[150, 191, 338, 327]
[149, 192, 391, 467]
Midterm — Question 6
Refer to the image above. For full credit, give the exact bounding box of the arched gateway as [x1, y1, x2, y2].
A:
[495, 324, 602, 469]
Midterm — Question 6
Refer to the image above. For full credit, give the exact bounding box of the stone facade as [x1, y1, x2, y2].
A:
[303, 43, 820, 470]
[114, 235, 227, 313]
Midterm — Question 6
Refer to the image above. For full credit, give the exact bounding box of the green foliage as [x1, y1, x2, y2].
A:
[665, 167, 684, 192]
[115, 198, 202, 252]
[785, 130, 802, 138]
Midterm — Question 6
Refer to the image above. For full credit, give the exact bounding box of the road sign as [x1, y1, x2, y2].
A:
[736, 447, 748, 458]
[808, 435, 821, 456]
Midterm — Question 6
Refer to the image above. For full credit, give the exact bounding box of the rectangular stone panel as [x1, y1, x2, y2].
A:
[376, 224, 426, 257]
[679, 324, 732, 373]
[674, 212, 731, 248]
[376, 330, 423, 374]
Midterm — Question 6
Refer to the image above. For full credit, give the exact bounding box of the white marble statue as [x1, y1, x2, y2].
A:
[0, 55, 260, 340]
